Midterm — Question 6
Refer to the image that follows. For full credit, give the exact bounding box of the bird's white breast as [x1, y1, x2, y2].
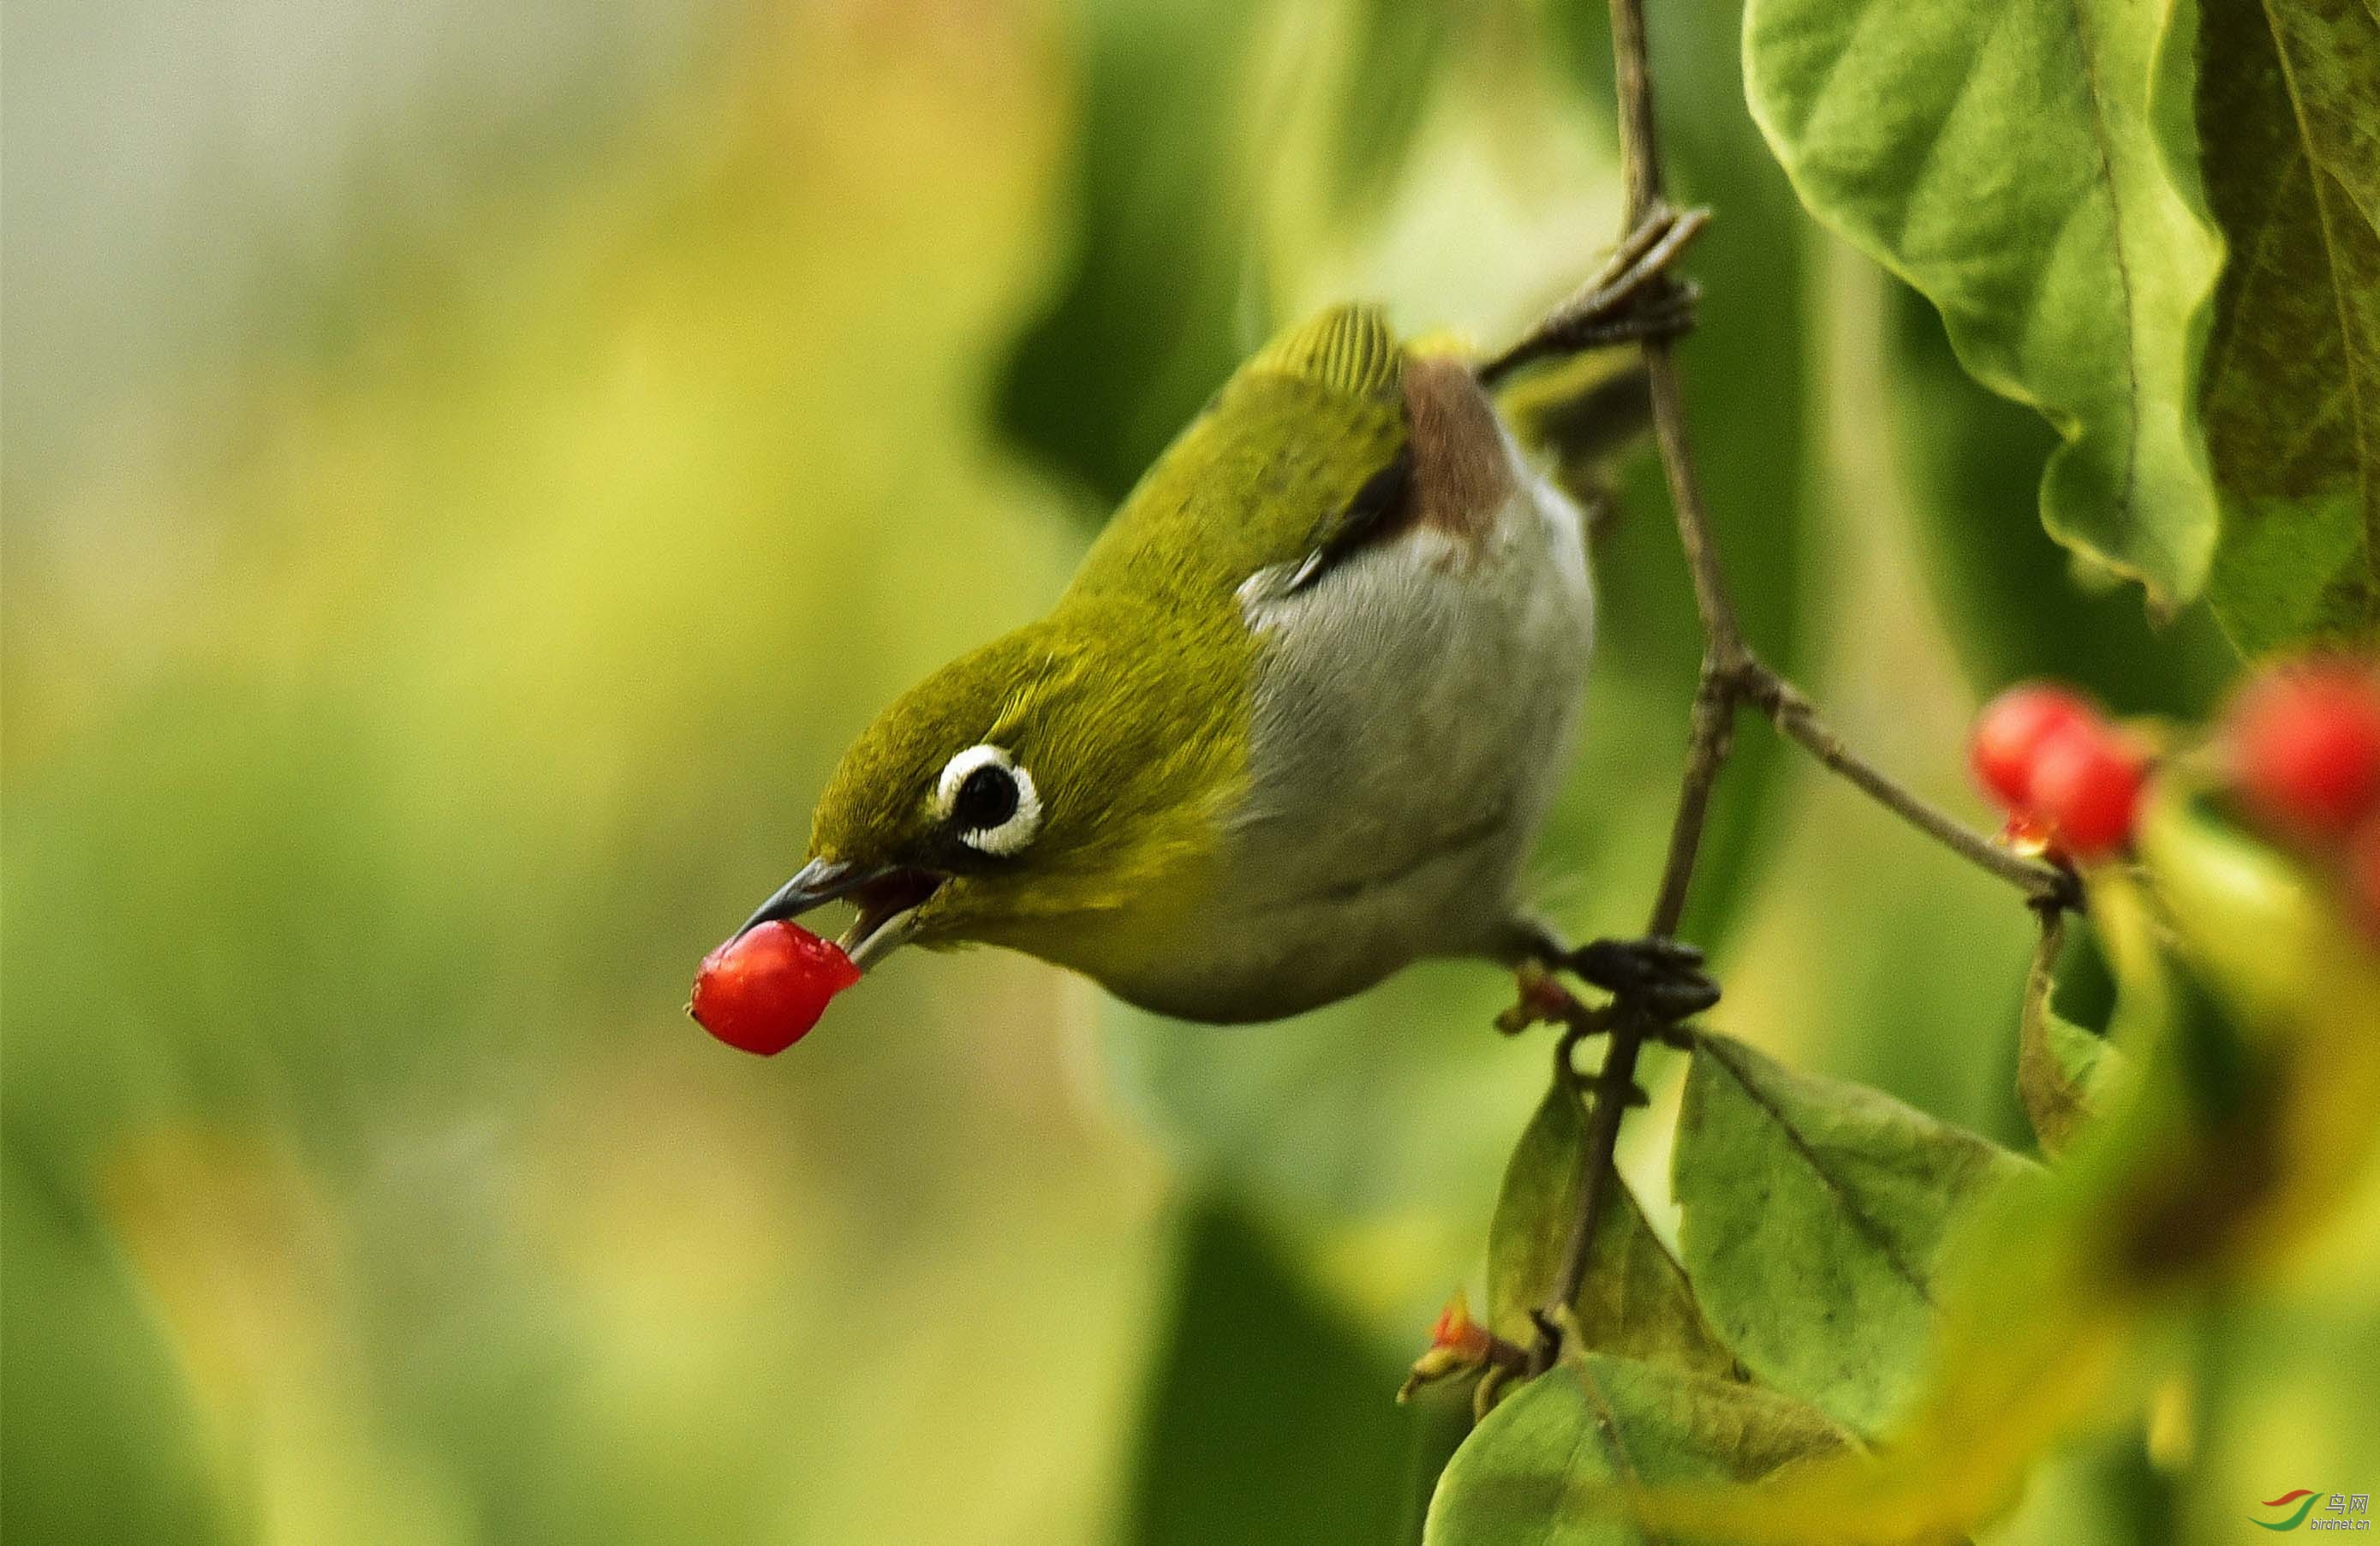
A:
[1106, 435, 1595, 1023]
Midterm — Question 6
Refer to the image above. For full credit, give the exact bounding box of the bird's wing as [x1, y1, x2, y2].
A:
[1066, 305, 1415, 610]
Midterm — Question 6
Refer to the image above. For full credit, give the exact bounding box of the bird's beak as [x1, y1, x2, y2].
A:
[735, 857, 945, 970]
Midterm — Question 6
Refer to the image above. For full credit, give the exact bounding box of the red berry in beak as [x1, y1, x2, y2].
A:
[689, 921, 862, 1055]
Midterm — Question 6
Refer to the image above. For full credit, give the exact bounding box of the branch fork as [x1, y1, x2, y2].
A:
[1485, 0, 2082, 1388]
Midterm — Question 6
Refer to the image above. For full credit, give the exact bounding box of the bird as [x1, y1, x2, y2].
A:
[733, 219, 1711, 1025]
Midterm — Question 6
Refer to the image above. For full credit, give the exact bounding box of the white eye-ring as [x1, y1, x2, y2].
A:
[934, 743, 1041, 856]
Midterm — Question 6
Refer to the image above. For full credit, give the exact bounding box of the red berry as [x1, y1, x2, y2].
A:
[1971, 685, 2099, 810]
[2225, 660, 2380, 843]
[689, 921, 861, 1055]
[2026, 725, 2148, 860]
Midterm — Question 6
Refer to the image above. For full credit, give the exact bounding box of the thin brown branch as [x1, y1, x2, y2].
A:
[1528, 1016, 1651, 1376]
[1608, 0, 1663, 222]
[1530, 0, 1741, 1376]
[1523, 0, 2077, 1379]
[1645, 658, 1740, 936]
[1739, 666, 2079, 906]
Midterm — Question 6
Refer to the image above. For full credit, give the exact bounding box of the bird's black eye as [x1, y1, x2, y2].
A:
[934, 743, 1042, 857]
[953, 763, 1018, 831]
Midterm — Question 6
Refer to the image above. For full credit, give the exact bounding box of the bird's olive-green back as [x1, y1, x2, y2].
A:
[1065, 303, 1409, 614]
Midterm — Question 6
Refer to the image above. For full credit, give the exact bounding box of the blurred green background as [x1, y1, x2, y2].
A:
[4, 1, 2373, 1543]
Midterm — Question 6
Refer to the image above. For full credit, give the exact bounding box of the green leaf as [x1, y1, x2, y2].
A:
[1423, 1353, 1852, 1545]
[2196, 0, 2380, 653]
[2018, 920, 2130, 1157]
[1672, 1036, 2037, 1434]
[1745, 0, 2225, 612]
[1551, 839, 2380, 1546]
[1883, 279, 2240, 717]
[1485, 1083, 1739, 1376]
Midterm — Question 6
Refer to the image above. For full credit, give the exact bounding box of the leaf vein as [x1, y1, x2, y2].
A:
[1572, 1363, 1670, 1546]
[1702, 1038, 1938, 1307]
[2257, 0, 2380, 569]
[2058, 0, 2145, 528]
[1884, 0, 2022, 260]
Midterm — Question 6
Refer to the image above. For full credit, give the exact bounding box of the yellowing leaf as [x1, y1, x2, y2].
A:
[1672, 1036, 2036, 1434]
[2017, 916, 2130, 1157]
[2135, 787, 2380, 1254]
[1423, 1353, 1854, 1546]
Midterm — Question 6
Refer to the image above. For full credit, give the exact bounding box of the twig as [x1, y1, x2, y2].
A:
[1523, 0, 2079, 1378]
[1739, 666, 2077, 901]
[1528, 1007, 1665, 1375]
[1599, 4, 2073, 922]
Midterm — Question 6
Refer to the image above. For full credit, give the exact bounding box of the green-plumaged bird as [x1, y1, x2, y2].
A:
[736, 301, 1647, 1024]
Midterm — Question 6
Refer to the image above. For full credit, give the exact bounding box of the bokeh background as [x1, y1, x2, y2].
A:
[5, 1, 2374, 1543]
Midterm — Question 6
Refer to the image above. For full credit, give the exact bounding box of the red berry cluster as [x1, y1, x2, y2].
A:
[1970, 684, 2149, 862]
[2220, 656, 2380, 934]
[1969, 656, 2380, 930]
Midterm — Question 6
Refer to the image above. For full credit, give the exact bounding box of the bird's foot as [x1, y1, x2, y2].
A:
[1479, 204, 1709, 383]
[1568, 934, 1718, 1041]
[1571, 203, 1709, 339]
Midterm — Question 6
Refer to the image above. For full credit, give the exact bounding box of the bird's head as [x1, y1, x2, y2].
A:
[723, 301, 1401, 990]
[734, 613, 1241, 973]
